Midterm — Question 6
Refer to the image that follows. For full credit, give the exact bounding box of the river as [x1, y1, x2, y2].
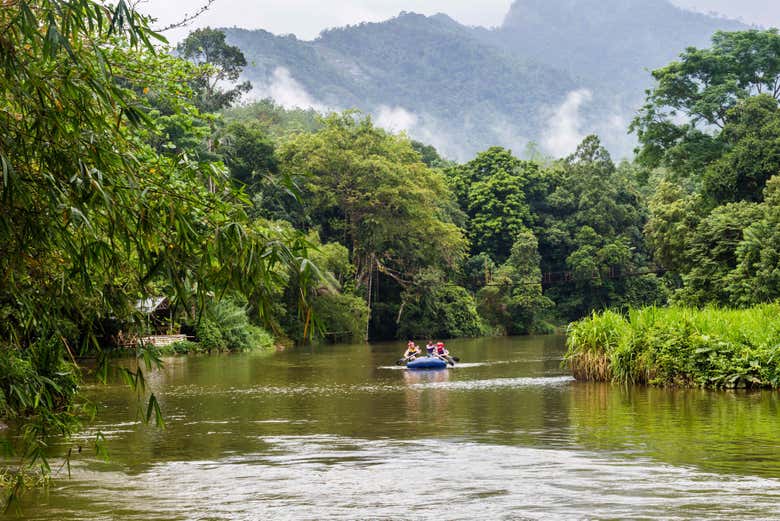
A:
[6, 335, 780, 520]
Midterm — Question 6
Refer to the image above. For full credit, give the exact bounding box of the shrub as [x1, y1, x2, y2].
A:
[195, 300, 275, 352]
[158, 340, 204, 355]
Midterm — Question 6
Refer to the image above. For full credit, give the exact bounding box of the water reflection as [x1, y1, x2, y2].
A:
[402, 367, 451, 385]
[16, 437, 780, 521]
[402, 368, 451, 428]
[567, 382, 780, 476]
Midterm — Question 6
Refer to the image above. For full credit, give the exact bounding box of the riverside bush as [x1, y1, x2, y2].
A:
[195, 300, 275, 352]
[159, 341, 206, 355]
[565, 304, 780, 388]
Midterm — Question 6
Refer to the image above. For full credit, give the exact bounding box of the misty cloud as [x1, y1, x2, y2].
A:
[488, 119, 531, 157]
[410, 116, 468, 161]
[542, 89, 593, 157]
[249, 67, 332, 112]
[375, 105, 418, 133]
[373, 106, 466, 160]
[593, 112, 633, 161]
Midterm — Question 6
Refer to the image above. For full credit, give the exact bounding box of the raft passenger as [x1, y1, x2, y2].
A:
[404, 341, 421, 360]
[436, 342, 455, 365]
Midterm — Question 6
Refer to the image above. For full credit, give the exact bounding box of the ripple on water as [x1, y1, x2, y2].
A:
[163, 376, 574, 399]
[407, 376, 575, 391]
[39, 435, 780, 521]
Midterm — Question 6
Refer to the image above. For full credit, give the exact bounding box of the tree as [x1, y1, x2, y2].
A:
[477, 230, 553, 334]
[220, 122, 278, 187]
[633, 30, 780, 307]
[222, 98, 323, 138]
[446, 147, 538, 262]
[177, 28, 252, 112]
[397, 268, 484, 339]
[280, 113, 466, 293]
[460, 253, 497, 292]
[644, 181, 703, 274]
[675, 202, 764, 306]
[632, 29, 780, 177]
[701, 95, 780, 205]
[725, 176, 780, 305]
[215, 121, 305, 223]
[539, 137, 660, 319]
[410, 140, 451, 168]
[257, 230, 367, 344]
[278, 113, 467, 339]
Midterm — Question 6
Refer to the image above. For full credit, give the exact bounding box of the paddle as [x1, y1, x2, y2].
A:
[434, 353, 458, 366]
[395, 354, 416, 365]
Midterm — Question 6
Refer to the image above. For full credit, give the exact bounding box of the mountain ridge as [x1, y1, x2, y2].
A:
[222, 0, 748, 160]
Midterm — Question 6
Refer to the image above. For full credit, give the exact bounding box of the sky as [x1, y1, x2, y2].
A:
[139, 0, 779, 43]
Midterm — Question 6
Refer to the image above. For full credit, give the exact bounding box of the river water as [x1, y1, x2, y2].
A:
[6, 336, 780, 520]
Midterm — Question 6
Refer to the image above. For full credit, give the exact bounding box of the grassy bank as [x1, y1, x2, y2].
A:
[565, 304, 780, 388]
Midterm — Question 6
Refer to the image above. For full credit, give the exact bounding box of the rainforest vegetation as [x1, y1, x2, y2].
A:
[1, 0, 780, 488]
[565, 29, 780, 388]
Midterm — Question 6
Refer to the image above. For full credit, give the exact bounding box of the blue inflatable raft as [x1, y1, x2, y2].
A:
[406, 356, 448, 370]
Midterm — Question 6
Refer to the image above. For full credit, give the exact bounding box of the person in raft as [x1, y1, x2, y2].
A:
[425, 341, 436, 355]
[435, 342, 455, 365]
[403, 341, 421, 360]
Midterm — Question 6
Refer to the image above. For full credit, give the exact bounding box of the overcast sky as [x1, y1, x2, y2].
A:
[139, 0, 779, 43]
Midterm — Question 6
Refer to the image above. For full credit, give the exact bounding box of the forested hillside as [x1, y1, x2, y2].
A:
[224, 13, 575, 160]
[222, 0, 745, 159]
[492, 0, 743, 95]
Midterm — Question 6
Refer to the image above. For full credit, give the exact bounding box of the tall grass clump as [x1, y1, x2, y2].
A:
[565, 303, 780, 389]
[565, 310, 628, 381]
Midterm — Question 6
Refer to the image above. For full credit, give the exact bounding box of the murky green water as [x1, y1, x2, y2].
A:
[6, 335, 780, 520]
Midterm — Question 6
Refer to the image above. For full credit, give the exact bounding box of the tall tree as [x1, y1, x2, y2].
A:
[675, 202, 764, 306]
[725, 176, 780, 306]
[177, 27, 252, 112]
[644, 181, 703, 274]
[278, 113, 467, 337]
[701, 95, 780, 205]
[539, 137, 663, 319]
[280, 113, 466, 290]
[215, 121, 304, 222]
[446, 147, 538, 263]
[477, 229, 552, 334]
[635, 30, 780, 308]
[632, 29, 780, 179]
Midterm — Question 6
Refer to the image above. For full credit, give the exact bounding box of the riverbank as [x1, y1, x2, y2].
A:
[565, 304, 780, 389]
[156, 337, 276, 355]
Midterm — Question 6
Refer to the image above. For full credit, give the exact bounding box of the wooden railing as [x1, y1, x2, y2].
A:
[140, 334, 189, 347]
